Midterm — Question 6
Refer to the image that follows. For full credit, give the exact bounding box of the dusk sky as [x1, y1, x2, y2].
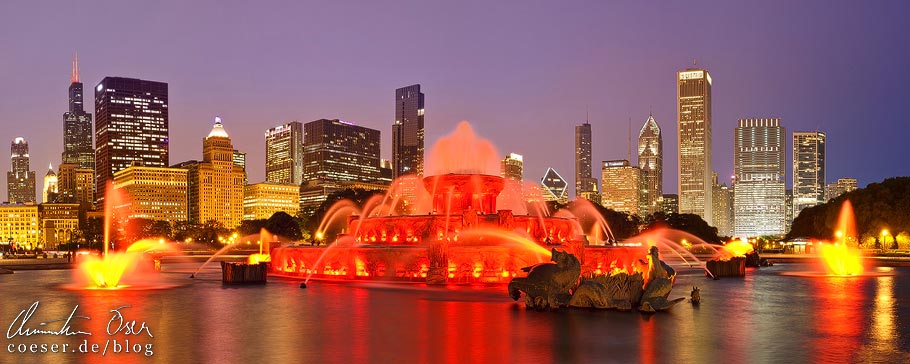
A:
[1, 0, 908, 202]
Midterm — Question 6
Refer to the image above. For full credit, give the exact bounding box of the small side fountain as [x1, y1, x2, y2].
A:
[508, 247, 684, 312]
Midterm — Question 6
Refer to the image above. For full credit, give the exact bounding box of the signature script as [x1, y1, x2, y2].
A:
[6, 301, 154, 339]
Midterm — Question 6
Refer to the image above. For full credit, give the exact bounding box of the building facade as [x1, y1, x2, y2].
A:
[113, 165, 188, 223]
[826, 178, 858, 200]
[94, 77, 168, 203]
[638, 113, 663, 216]
[601, 160, 641, 215]
[265, 122, 304, 185]
[677, 68, 713, 224]
[575, 122, 598, 202]
[39, 203, 79, 250]
[733, 118, 786, 237]
[8, 137, 36, 204]
[303, 119, 382, 184]
[57, 164, 94, 205]
[243, 182, 300, 220]
[181, 118, 245, 228]
[792, 131, 826, 219]
[712, 173, 734, 237]
[540, 168, 569, 204]
[43, 164, 58, 203]
[501, 153, 524, 181]
[660, 194, 679, 215]
[392, 84, 425, 178]
[0, 204, 40, 249]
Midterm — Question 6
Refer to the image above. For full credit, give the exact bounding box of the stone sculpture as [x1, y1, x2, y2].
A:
[509, 246, 684, 312]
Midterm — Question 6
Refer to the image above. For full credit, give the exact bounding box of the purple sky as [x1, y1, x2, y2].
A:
[1, 1, 908, 202]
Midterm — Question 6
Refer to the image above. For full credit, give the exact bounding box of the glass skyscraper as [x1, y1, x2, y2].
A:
[265, 121, 304, 184]
[733, 118, 786, 237]
[392, 84, 425, 178]
[94, 77, 169, 203]
[792, 131, 826, 219]
[7, 137, 36, 203]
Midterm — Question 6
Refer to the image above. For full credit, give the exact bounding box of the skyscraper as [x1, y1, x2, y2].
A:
[392, 84, 425, 178]
[63, 54, 94, 170]
[43, 164, 58, 203]
[540, 168, 568, 204]
[733, 118, 786, 237]
[303, 119, 382, 183]
[638, 113, 662, 216]
[7, 137, 36, 203]
[600, 160, 641, 215]
[94, 77, 168, 203]
[712, 172, 734, 237]
[792, 131, 826, 219]
[180, 118, 245, 228]
[826, 178, 858, 200]
[501, 153, 524, 181]
[265, 122, 304, 184]
[575, 122, 598, 201]
[677, 68, 713, 224]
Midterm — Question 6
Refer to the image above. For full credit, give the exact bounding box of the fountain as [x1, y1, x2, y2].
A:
[71, 183, 175, 289]
[271, 121, 650, 284]
[784, 200, 889, 278]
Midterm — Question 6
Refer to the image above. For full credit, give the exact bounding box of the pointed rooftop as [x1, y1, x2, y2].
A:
[639, 112, 661, 137]
[207, 116, 230, 138]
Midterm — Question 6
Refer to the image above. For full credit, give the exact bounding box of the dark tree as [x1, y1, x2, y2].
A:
[238, 219, 268, 237]
[644, 213, 721, 244]
[265, 212, 303, 241]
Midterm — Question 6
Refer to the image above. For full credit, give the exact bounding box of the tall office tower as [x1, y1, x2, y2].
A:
[826, 178, 858, 200]
[712, 172, 734, 237]
[677, 68, 713, 224]
[541, 168, 569, 204]
[638, 113, 663, 216]
[792, 132, 826, 219]
[265, 122, 304, 184]
[43, 164, 59, 203]
[575, 122, 598, 201]
[113, 165, 188, 223]
[94, 77, 168, 203]
[501, 153, 524, 181]
[63, 54, 94, 170]
[600, 160, 641, 215]
[733, 118, 786, 237]
[7, 138, 36, 203]
[303, 119, 382, 183]
[182, 118, 245, 228]
[392, 84, 425, 178]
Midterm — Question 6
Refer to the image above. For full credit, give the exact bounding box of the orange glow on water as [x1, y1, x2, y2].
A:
[818, 243, 863, 276]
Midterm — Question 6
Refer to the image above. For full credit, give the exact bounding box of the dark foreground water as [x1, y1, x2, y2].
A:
[1, 262, 908, 364]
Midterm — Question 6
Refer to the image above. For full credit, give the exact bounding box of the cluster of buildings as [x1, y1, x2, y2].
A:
[534, 67, 856, 239]
[1, 57, 425, 250]
[1, 58, 861, 250]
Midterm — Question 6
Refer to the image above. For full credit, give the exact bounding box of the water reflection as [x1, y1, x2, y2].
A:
[0, 265, 908, 363]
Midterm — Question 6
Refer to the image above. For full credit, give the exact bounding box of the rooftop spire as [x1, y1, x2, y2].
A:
[71, 51, 79, 83]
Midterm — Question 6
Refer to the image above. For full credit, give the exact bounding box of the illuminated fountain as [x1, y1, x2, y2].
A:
[271, 122, 648, 284]
[71, 183, 175, 290]
[818, 200, 864, 276]
[784, 200, 890, 278]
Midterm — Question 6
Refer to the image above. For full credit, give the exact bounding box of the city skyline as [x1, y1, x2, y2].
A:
[1, 1, 909, 202]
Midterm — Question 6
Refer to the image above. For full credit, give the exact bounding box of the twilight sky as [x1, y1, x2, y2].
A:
[1, 0, 908, 202]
